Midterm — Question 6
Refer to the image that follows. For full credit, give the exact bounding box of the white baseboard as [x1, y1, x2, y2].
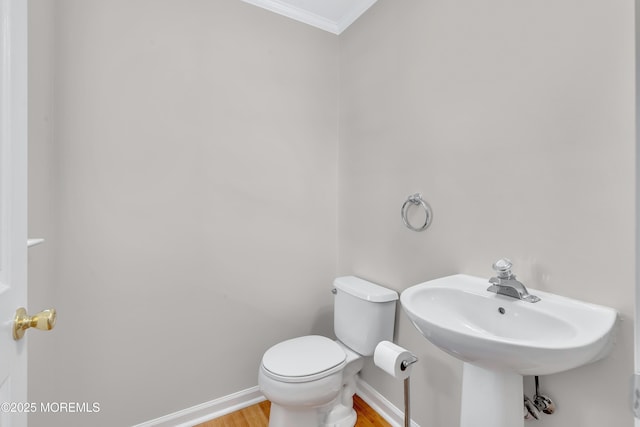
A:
[132, 378, 419, 427]
[131, 386, 266, 427]
[355, 377, 420, 427]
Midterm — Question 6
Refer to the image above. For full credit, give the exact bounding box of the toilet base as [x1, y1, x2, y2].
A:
[268, 403, 326, 427]
[324, 404, 357, 427]
[267, 396, 357, 427]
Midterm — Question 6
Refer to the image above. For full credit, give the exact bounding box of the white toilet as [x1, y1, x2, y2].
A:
[258, 276, 398, 427]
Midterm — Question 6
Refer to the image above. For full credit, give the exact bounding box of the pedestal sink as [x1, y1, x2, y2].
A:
[400, 274, 618, 427]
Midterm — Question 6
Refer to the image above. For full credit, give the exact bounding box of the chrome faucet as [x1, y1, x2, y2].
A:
[487, 258, 540, 303]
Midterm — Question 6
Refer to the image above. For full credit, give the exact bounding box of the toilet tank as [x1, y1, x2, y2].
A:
[333, 276, 398, 356]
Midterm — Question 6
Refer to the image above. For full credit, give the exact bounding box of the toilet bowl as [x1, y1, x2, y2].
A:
[258, 276, 398, 427]
[259, 336, 362, 427]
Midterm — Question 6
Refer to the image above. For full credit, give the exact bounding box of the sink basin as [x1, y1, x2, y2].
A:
[401, 274, 617, 375]
[401, 274, 618, 427]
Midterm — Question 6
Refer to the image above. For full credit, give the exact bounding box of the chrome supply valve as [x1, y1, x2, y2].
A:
[524, 395, 540, 420]
[487, 258, 540, 303]
[533, 376, 556, 415]
[524, 376, 556, 420]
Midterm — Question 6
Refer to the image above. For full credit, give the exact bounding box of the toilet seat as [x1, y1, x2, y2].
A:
[261, 335, 346, 383]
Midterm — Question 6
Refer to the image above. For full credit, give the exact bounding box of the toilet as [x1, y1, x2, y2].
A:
[258, 276, 398, 427]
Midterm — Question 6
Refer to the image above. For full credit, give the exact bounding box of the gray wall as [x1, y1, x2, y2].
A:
[28, 0, 635, 427]
[28, 1, 338, 426]
[338, 1, 635, 426]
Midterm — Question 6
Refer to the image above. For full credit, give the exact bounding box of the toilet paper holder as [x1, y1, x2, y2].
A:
[402, 356, 418, 427]
[374, 341, 418, 427]
[401, 356, 418, 371]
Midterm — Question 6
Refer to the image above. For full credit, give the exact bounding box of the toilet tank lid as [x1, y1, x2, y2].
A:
[334, 276, 398, 302]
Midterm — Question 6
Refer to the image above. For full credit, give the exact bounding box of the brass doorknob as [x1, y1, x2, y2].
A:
[13, 307, 56, 340]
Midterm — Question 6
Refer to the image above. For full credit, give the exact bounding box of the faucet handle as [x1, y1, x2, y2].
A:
[492, 258, 513, 279]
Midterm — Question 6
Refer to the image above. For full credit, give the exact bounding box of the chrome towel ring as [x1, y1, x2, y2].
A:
[401, 193, 432, 232]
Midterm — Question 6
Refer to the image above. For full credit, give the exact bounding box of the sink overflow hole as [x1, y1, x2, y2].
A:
[498, 307, 506, 314]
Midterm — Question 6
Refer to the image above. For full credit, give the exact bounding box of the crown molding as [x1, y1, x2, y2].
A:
[335, 0, 377, 34]
[241, 0, 377, 35]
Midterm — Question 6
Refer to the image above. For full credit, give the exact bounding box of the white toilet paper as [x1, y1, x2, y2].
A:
[374, 341, 415, 380]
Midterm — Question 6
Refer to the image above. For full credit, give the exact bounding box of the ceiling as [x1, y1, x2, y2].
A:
[241, 0, 378, 35]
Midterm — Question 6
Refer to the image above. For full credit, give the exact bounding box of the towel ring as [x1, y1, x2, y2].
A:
[401, 193, 432, 232]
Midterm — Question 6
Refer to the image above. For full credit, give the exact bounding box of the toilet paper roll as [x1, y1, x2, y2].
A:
[374, 341, 415, 380]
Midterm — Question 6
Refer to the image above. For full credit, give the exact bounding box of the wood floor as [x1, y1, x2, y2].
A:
[195, 395, 392, 427]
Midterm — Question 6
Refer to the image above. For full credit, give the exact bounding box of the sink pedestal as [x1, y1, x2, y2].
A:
[460, 363, 523, 427]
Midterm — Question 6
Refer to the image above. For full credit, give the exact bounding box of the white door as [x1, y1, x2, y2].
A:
[636, 2, 640, 427]
[0, 0, 28, 425]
